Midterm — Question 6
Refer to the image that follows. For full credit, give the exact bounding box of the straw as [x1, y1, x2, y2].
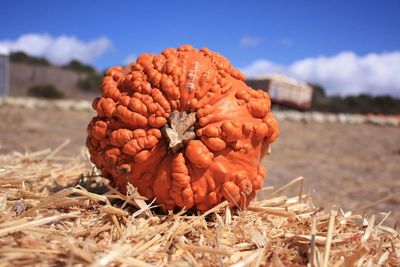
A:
[0, 147, 398, 266]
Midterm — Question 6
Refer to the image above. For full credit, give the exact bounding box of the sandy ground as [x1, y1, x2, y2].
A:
[1, 106, 399, 224]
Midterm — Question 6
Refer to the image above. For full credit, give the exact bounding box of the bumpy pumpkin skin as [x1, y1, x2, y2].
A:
[87, 45, 279, 211]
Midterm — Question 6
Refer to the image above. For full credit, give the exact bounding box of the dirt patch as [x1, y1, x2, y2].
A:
[1, 106, 399, 224]
[0, 106, 94, 155]
[264, 121, 400, 223]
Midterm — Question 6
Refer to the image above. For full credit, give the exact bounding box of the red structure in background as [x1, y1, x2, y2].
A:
[245, 74, 313, 111]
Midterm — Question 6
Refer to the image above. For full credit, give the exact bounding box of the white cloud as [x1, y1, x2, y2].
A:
[240, 36, 262, 47]
[240, 59, 284, 76]
[279, 38, 293, 47]
[241, 51, 400, 97]
[123, 53, 137, 65]
[0, 33, 112, 65]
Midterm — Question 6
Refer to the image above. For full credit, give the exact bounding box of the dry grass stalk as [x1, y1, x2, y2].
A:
[322, 210, 337, 267]
[0, 146, 399, 266]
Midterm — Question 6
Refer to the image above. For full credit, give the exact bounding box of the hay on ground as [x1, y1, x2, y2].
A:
[0, 144, 399, 266]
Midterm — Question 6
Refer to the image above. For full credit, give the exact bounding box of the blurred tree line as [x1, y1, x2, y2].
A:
[310, 84, 400, 114]
[10, 52, 50, 65]
[63, 60, 104, 92]
[27, 85, 65, 99]
[10, 52, 104, 94]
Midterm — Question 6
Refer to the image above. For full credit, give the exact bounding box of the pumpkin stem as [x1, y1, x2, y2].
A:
[162, 110, 197, 153]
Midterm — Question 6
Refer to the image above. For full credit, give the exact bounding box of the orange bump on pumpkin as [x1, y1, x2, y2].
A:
[86, 45, 279, 212]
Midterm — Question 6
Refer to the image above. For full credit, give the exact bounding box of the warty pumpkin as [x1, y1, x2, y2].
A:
[87, 45, 279, 212]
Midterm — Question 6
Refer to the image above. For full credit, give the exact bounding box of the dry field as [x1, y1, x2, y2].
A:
[1, 106, 399, 225]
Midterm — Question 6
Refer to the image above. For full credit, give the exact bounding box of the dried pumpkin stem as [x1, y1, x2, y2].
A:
[162, 110, 197, 153]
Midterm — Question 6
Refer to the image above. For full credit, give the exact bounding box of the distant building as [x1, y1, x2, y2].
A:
[0, 46, 10, 96]
[245, 74, 313, 110]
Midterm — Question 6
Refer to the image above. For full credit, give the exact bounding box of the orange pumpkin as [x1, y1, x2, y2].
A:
[87, 45, 279, 211]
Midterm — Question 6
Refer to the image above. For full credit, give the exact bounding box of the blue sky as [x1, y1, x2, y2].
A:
[1, 0, 400, 96]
